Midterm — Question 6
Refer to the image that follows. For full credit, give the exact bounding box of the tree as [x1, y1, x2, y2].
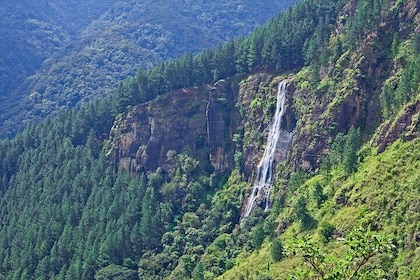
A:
[288, 172, 307, 192]
[328, 127, 361, 174]
[391, 32, 399, 57]
[318, 221, 336, 244]
[251, 224, 266, 249]
[270, 238, 284, 262]
[332, 37, 343, 62]
[140, 187, 162, 250]
[293, 196, 314, 229]
[342, 126, 360, 174]
[379, 85, 393, 118]
[94, 264, 138, 280]
[291, 227, 395, 279]
[413, 33, 420, 54]
[191, 262, 205, 280]
[311, 183, 325, 207]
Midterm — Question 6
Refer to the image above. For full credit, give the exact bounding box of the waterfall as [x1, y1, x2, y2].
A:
[243, 80, 290, 219]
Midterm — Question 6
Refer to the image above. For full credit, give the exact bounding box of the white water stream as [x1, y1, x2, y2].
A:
[243, 80, 289, 219]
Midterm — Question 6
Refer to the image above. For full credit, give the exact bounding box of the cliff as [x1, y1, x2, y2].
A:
[0, 0, 418, 279]
[107, 77, 245, 177]
[107, 87, 210, 173]
[107, 72, 298, 182]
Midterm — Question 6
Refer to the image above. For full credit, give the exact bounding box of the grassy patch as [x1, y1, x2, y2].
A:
[218, 138, 420, 279]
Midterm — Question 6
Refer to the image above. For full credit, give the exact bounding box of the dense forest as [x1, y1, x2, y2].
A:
[0, 0, 296, 138]
[0, 0, 419, 279]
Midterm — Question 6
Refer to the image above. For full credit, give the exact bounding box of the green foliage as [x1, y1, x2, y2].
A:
[101, 0, 349, 118]
[292, 195, 316, 231]
[255, 275, 273, 280]
[342, 127, 361, 174]
[346, 0, 384, 49]
[140, 187, 163, 250]
[380, 31, 420, 119]
[318, 222, 336, 244]
[270, 239, 284, 262]
[391, 32, 400, 57]
[325, 126, 361, 175]
[311, 183, 326, 207]
[288, 172, 308, 192]
[291, 227, 395, 279]
[0, 0, 419, 279]
[1, 0, 298, 138]
[94, 264, 138, 280]
[251, 224, 266, 249]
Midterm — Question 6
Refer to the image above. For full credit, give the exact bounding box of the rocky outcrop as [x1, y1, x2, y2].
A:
[106, 78, 243, 175]
[285, 1, 405, 171]
[207, 79, 241, 171]
[106, 87, 210, 174]
[236, 74, 295, 177]
[373, 100, 420, 153]
[286, 85, 328, 170]
[106, 73, 296, 179]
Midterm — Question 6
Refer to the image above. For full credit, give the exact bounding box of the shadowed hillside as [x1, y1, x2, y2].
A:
[0, 0, 297, 138]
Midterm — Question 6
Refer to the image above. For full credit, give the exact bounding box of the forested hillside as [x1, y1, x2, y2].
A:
[0, 0, 296, 138]
[0, 0, 419, 279]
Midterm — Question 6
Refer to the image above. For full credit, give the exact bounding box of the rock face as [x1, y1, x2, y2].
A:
[206, 79, 241, 171]
[374, 100, 420, 153]
[107, 38, 416, 178]
[236, 74, 295, 177]
[107, 79, 242, 175]
[285, 3, 405, 171]
[107, 87, 210, 174]
[106, 73, 296, 178]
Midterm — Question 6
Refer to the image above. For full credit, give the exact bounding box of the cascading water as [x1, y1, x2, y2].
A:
[243, 80, 290, 219]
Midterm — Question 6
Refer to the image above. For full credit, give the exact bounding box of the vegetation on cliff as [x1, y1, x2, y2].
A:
[0, 0, 418, 279]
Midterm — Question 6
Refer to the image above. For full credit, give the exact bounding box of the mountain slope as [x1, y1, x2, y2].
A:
[0, 0, 113, 94]
[218, 137, 420, 279]
[0, 0, 418, 279]
[0, 0, 297, 138]
[0, 0, 114, 133]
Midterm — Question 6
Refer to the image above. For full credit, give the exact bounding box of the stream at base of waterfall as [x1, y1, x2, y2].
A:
[242, 80, 292, 220]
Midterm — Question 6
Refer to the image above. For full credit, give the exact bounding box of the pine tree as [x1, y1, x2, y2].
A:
[332, 37, 343, 62]
[343, 127, 361, 174]
[391, 32, 399, 58]
[140, 187, 162, 250]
